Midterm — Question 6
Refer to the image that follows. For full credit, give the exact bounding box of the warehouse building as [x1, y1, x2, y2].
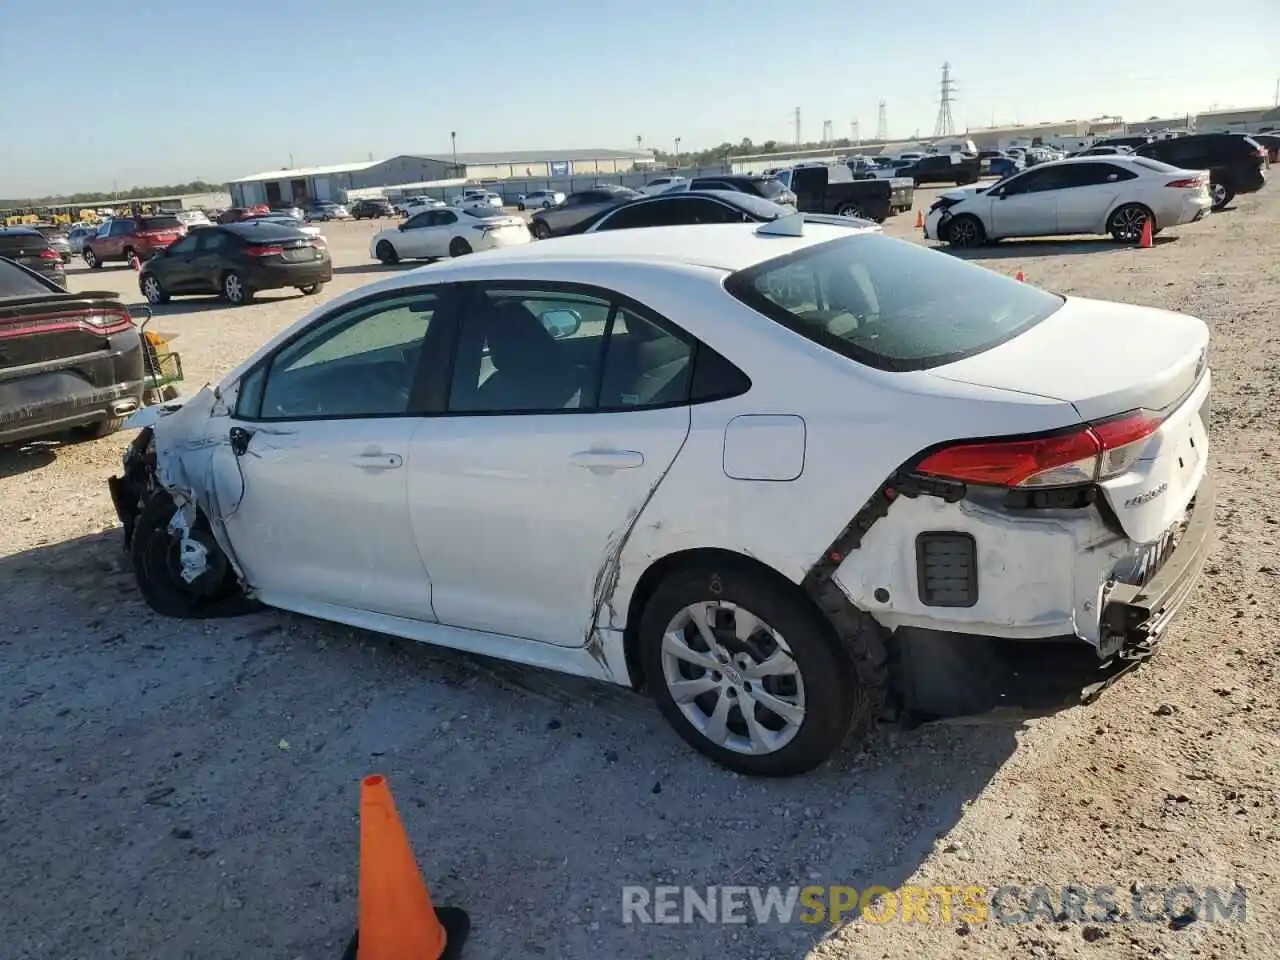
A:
[1193, 105, 1278, 134]
[227, 149, 653, 207]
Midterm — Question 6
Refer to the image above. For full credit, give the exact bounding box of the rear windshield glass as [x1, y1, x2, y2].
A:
[724, 233, 1063, 372]
[0, 234, 51, 255]
[0, 259, 60, 297]
[140, 215, 182, 230]
[753, 178, 790, 199]
[1132, 157, 1181, 173]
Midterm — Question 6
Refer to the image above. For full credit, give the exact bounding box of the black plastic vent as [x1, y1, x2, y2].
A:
[916, 532, 978, 608]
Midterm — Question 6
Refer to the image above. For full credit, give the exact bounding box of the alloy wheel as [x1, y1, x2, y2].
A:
[949, 218, 979, 246]
[659, 601, 806, 756]
[1111, 206, 1147, 243]
[224, 273, 244, 303]
[142, 276, 162, 304]
[1211, 183, 1228, 207]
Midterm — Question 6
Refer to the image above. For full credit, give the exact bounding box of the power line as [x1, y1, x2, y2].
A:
[934, 62, 957, 137]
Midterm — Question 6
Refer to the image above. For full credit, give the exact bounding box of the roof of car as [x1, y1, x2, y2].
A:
[0, 227, 43, 237]
[385, 220, 878, 280]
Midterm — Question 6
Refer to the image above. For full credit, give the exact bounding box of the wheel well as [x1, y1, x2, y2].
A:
[621, 547, 839, 692]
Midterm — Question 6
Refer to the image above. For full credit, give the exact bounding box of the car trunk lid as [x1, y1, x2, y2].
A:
[925, 296, 1210, 543]
[0, 294, 134, 371]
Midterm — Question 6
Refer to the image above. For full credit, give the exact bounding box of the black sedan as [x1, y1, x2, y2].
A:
[528, 185, 642, 239]
[138, 221, 332, 307]
[580, 189, 844, 233]
[0, 228, 67, 287]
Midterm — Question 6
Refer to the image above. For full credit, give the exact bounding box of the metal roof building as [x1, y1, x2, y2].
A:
[226, 150, 653, 207]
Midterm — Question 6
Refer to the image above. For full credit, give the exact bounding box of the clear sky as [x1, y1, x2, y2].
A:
[2, 0, 1277, 197]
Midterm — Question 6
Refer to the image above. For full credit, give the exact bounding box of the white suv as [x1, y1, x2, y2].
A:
[639, 175, 688, 196]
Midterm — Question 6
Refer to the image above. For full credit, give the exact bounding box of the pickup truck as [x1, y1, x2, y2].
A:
[900, 154, 982, 186]
[774, 164, 913, 222]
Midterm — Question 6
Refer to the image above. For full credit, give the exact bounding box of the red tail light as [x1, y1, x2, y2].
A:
[917, 411, 1165, 488]
[0, 304, 132, 340]
[1164, 178, 1203, 189]
[38, 248, 61, 260]
[243, 245, 284, 257]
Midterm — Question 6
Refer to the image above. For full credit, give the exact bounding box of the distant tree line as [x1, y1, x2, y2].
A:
[651, 137, 867, 168]
[0, 180, 224, 209]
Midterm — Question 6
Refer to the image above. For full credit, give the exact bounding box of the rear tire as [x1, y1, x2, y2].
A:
[517, 202, 526, 211]
[532, 220, 552, 240]
[1210, 182, 1233, 211]
[449, 237, 472, 257]
[72, 417, 126, 440]
[834, 202, 865, 218]
[84, 248, 101, 269]
[638, 564, 864, 776]
[221, 270, 252, 305]
[1107, 203, 1153, 243]
[375, 240, 399, 264]
[944, 214, 986, 248]
[125, 248, 141, 271]
[299, 283, 324, 295]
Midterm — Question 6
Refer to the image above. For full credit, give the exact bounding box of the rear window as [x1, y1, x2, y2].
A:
[0, 259, 60, 297]
[753, 178, 790, 199]
[1132, 157, 1181, 174]
[724, 234, 1063, 372]
[0, 233, 51, 256]
[140, 215, 182, 231]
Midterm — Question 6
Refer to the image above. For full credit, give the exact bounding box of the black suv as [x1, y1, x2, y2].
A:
[1135, 134, 1267, 209]
[901, 154, 981, 186]
[351, 198, 395, 219]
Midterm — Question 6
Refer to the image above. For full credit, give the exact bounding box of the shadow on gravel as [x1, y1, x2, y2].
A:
[946, 235, 1180, 261]
[332, 262, 425, 276]
[0, 532, 1053, 959]
[118, 294, 310, 316]
[0, 440, 59, 478]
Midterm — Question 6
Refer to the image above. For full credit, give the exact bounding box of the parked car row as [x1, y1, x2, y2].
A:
[924, 132, 1269, 247]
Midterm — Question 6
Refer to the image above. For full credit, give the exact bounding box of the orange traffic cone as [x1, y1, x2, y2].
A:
[1015, 271, 1026, 282]
[342, 775, 470, 960]
[1139, 217, 1153, 249]
[915, 210, 925, 229]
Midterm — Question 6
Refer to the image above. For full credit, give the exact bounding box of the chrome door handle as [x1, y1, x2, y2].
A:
[349, 452, 403, 470]
[569, 450, 644, 474]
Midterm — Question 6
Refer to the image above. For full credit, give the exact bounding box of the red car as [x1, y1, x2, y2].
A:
[83, 215, 187, 270]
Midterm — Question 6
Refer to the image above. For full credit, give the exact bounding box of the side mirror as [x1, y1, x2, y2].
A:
[539, 309, 582, 340]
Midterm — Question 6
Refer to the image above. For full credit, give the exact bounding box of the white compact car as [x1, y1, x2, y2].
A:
[370, 207, 528, 262]
[452, 191, 503, 210]
[518, 189, 566, 210]
[400, 197, 447, 217]
[174, 210, 212, 228]
[925, 155, 1212, 246]
[639, 176, 687, 196]
[111, 216, 1213, 777]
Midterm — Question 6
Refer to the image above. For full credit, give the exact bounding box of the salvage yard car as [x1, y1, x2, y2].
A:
[774, 164, 913, 222]
[1, 256, 144, 443]
[138, 221, 331, 306]
[925, 155, 1212, 247]
[110, 216, 1214, 777]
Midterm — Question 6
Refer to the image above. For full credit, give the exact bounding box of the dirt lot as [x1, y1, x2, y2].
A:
[2, 192, 1278, 960]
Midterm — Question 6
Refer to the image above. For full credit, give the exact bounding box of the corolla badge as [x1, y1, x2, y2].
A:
[1125, 482, 1168, 509]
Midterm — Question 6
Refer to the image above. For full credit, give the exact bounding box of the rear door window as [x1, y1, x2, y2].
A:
[724, 233, 1063, 372]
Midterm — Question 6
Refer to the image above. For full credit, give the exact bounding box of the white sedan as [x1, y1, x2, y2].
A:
[400, 196, 447, 216]
[452, 191, 504, 210]
[111, 216, 1213, 777]
[369, 207, 529, 262]
[518, 189, 566, 210]
[925, 155, 1212, 246]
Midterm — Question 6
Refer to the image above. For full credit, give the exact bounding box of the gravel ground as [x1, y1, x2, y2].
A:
[2, 191, 1277, 960]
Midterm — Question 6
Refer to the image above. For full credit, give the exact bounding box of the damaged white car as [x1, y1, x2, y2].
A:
[109, 216, 1214, 777]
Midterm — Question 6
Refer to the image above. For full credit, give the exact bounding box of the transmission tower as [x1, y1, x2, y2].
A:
[821, 120, 833, 144]
[934, 62, 957, 137]
[876, 101, 888, 141]
[794, 107, 801, 146]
